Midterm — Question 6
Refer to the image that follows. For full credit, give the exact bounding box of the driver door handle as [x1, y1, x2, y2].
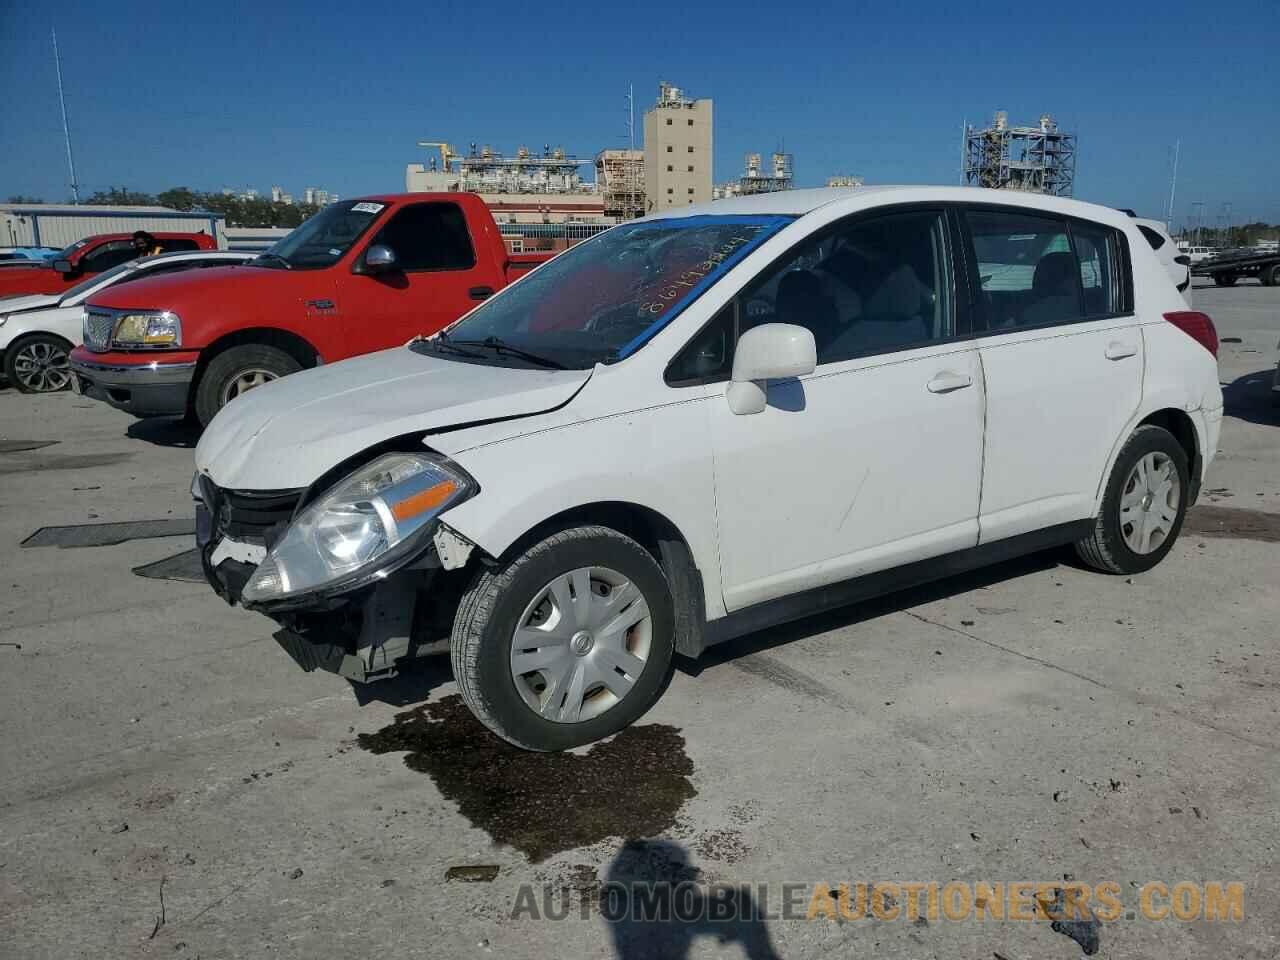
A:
[927, 371, 973, 394]
[469, 286, 495, 301]
[1105, 341, 1138, 360]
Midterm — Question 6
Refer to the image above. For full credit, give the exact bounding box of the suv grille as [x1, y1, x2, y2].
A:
[84, 309, 116, 352]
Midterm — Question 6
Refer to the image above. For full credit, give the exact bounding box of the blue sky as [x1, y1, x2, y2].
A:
[2, 0, 1277, 227]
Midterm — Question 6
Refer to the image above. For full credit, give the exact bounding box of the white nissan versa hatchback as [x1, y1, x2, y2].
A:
[193, 186, 1223, 751]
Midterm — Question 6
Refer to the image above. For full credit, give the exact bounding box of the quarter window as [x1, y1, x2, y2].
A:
[369, 202, 475, 272]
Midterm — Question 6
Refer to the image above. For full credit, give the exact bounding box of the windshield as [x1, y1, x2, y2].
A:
[55, 238, 89, 261]
[62, 259, 141, 302]
[251, 200, 385, 270]
[423, 215, 791, 369]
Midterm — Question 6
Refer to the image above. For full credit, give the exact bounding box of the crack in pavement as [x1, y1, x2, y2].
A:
[902, 609, 1278, 755]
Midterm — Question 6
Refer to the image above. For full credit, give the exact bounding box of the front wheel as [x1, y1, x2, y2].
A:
[1213, 273, 1237, 287]
[1075, 425, 1190, 574]
[194, 344, 301, 426]
[451, 525, 675, 751]
[4, 333, 73, 394]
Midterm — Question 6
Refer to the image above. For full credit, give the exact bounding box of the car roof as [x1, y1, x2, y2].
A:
[643, 185, 1132, 227]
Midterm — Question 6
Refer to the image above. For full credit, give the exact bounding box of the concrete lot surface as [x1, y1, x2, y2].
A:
[1, 280, 1278, 959]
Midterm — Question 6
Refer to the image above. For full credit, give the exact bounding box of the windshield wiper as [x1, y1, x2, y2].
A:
[452, 336, 567, 369]
[424, 334, 485, 359]
[251, 252, 293, 270]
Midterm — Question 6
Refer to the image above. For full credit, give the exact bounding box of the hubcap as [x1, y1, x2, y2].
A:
[220, 368, 278, 405]
[12, 341, 70, 392]
[1119, 452, 1180, 555]
[510, 566, 652, 724]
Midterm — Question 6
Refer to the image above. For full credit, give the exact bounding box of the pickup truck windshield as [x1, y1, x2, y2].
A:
[423, 214, 792, 369]
[252, 200, 385, 270]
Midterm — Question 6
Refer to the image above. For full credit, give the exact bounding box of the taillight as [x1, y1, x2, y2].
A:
[1164, 311, 1218, 358]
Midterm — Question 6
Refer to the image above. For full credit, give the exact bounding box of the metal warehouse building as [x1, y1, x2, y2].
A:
[0, 203, 227, 250]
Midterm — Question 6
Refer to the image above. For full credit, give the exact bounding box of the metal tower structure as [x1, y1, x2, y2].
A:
[963, 111, 1077, 197]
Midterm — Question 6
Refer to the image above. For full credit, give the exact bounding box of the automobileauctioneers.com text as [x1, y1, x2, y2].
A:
[510, 879, 1244, 923]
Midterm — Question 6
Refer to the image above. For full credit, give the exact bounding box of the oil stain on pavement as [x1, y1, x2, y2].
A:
[1184, 505, 1280, 543]
[358, 694, 697, 863]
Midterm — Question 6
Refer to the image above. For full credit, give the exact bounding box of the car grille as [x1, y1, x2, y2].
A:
[83, 309, 116, 352]
[201, 477, 302, 547]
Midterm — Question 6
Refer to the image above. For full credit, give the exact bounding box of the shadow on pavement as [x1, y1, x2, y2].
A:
[126, 416, 201, 448]
[602, 840, 781, 960]
[1221, 368, 1279, 427]
[682, 548, 1060, 676]
[348, 655, 455, 707]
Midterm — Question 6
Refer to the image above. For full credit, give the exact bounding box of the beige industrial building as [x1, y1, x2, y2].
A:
[594, 149, 645, 220]
[643, 82, 712, 212]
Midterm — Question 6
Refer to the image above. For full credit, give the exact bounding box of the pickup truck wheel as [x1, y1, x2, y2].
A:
[1265, 264, 1280, 287]
[1075, 425, 1189, 575]
[451, 525, 676, 751]
[1213, 273, 1237, 287]
[4, 333, 73, 393]
[194, 344, 300, 425]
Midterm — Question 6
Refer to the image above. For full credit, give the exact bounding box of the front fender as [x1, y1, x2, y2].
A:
[440, 398, 728, 620]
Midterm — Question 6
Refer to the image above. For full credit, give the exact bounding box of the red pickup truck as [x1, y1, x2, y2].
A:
[70, 194, 553, 425]
[0, 232, 216, 298]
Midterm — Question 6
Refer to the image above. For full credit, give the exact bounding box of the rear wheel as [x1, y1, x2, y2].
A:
[1075, 425, 1189, 574]
[4, 333, 73, 394]
[1213, 272, 1237, 287]
[1265, 264, 1280, 287]
[194, 344, 300, 426]
[451, 525, 675, 751]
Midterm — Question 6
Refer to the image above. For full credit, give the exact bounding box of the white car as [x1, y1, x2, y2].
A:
[0, 250, 253, 393]
[1135, 218, 1192, 306]
[194, 186, 1224, 751]
[1177, 243, 1217, 264]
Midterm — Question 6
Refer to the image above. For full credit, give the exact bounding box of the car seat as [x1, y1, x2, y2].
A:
[1022, 251, 1081, 326]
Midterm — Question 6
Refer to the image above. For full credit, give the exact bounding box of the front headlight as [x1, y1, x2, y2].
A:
[241, 453, 475, 605]
[112, 311, 181, 347]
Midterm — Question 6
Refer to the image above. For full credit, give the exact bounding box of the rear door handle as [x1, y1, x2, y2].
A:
[1105, 341, 1138, 360]
[926, 372, 973, 394]
[469, 286, 495, 301]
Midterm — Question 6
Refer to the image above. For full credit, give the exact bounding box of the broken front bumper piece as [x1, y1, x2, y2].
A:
[203, 520, 476, 683]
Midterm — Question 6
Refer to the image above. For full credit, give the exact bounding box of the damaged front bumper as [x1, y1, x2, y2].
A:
[197, 491, 476, 683]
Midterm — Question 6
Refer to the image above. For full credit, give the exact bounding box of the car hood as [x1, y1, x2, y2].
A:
[0, 292, 60, 314]
[88, 263, 269, 313]
[196, 347, 592, 491]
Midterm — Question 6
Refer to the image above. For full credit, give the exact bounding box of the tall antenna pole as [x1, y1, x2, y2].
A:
[52, 26, 81, 204]
[1165, 139, 1180, 230]
[627, 84, 635, 151]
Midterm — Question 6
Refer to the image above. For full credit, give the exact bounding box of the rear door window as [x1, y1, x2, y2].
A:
[369, 202, 476, 272]
[160, 238, 200, 253]
[1070, 221, 1122, 317]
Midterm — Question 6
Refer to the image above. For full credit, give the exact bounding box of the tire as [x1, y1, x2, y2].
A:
[1213, 273, 1237, 287]
[1265, 264, 1280, 287]
[451, 525, 676, 751]
[194, 344, 301, 426]
[1075, 425, 1190, 575]
[3, 333, 73, 394]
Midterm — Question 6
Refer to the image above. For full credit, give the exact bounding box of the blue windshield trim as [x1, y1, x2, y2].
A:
[613, 214, 794, 359]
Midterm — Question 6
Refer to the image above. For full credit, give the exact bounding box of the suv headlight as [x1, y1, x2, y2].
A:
[242, 453, 475, 605]
[112, 311, 181, 347]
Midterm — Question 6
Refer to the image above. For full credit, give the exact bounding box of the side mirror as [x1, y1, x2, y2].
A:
[726, 323, 816, 415]
[53, 259, 74, 274]
[358, 244, 398, 275]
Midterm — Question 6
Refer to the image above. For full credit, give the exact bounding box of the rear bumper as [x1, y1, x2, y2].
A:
[69, 347, 198, 417]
